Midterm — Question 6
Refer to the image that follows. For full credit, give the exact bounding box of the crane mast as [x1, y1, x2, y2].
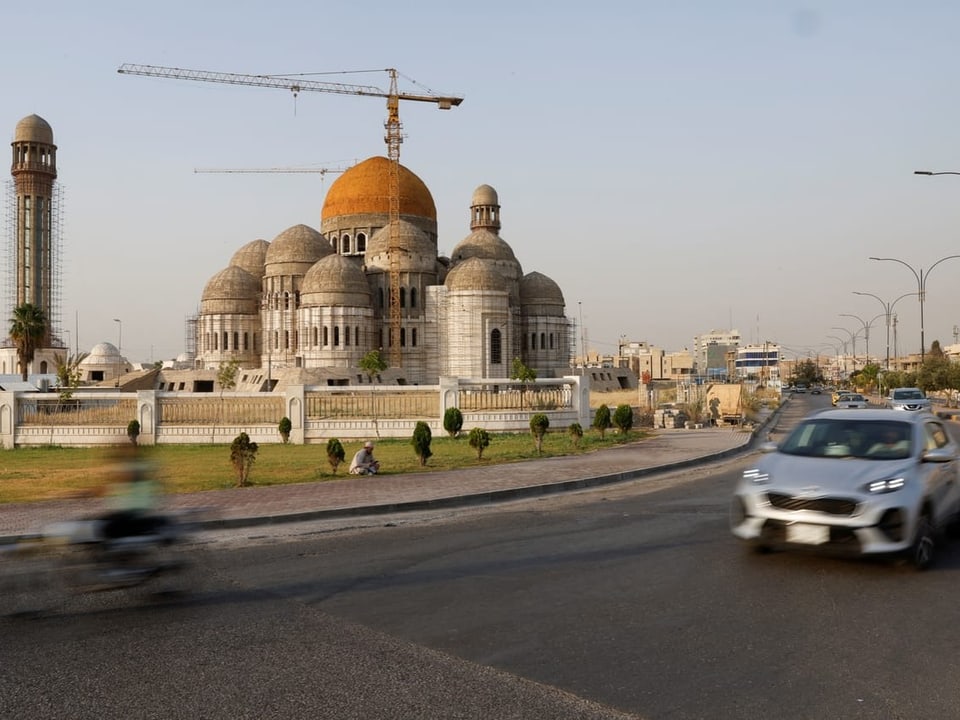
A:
[119, 63, 463, 368]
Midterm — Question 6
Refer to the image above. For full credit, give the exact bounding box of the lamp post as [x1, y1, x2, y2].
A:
[869, 255, 960, 362]
[828, 334, 849, 378]
[838, 312, 885, 368]
[831, 326, 863, 369]
[852, 291, 918, 370]
[113, 318, 122, 387]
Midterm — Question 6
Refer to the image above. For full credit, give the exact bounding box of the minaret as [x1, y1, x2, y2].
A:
[10, 114, 58, 345]
[469, 184, 501, 233]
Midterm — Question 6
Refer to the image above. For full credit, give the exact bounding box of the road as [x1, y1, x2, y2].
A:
[4, 394, 960, 719]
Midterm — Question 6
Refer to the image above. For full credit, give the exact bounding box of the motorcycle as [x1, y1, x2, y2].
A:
[1, 508, 209, 617]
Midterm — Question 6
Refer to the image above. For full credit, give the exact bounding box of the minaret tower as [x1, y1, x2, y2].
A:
[10, 114, 57, 345]
[469, 184, 501, 233]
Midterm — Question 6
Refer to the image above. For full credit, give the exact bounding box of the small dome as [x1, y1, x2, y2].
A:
[201, 266, 260, 314]
[471, 184, 499, 206]
[84, 342, 121, 361]
[366, 220, 436, 266]
[14, 114, 54, 145]
[321, 156, 436, 221]
[264, 224, 331, 266]
[230, 239, 270, 278]
[520, 271, 564, 304]
[451, 229, 519, 264]
[445, 257, 507, 292]
[301, 254, 372, 307]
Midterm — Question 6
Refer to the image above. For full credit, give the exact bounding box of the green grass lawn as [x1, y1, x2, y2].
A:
[0, 430, 645, 504]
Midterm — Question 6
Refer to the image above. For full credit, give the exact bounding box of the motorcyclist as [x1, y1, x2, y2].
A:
[98, 445, 168, 540]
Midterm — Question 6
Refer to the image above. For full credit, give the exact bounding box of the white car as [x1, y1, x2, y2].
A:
[731, 409, 960, 569]
[835, 392, 869, 409]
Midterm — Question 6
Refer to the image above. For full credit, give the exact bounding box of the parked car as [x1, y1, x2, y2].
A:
[810, 386, 823, 395]
[794, 384, 807, 393]
[835, 392, 869, 409]
[885, 387, 932, 412]
[730, 409, 960, 569]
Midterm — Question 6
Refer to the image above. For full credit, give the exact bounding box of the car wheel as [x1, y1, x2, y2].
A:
[908, 514, 936, 570]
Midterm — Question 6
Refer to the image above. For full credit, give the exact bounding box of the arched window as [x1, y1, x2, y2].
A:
[400, 287, 406, 308]
[323, 326, 329, 346]
[341, 234, 350, 254]
[378, 288, 384, 309]
[531, 332, 537, 350]
[355, 327, 360, 346]
[284, 292, 290, 310]
[284, 330, 290, 349]
[233, 332, 239, 350]
[540, 332, 546, 351]
[549, 333, 554, 350]
[400, 327, 406, 347]
[213, 333, 218, 350]
[411, 328, 417, 347]
[357, 233, 366, 253]
[243, 332, 249, 351]
[274, 331, 280, 350]
[223, 331, 229, 350]
[334, 326, 340, 347]
[411, 287, 418, 308]
[491, 329, 502, 365]
[345, 326, 351, 346]
[312, 327, 318, 346]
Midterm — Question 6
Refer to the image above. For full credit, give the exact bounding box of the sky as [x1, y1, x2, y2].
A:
[4, 1, 960, 365]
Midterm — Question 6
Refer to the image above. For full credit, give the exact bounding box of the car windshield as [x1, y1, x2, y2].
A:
[778, 419, 912, 460]
[893, 390, 923, 400]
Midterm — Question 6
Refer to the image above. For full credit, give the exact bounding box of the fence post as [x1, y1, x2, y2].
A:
[287, 385, 306, 444]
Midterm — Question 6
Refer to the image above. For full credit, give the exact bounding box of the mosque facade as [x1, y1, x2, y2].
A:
[195, 156, 573, 384]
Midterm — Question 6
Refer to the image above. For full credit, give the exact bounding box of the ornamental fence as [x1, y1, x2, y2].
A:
[0, 376, 589, 448]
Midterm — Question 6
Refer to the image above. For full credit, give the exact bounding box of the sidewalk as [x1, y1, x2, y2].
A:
[0, 427, 757, 542]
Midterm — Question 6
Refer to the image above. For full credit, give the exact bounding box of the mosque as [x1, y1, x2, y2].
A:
[6, 115, 574, 386]
[194, 155, 574, 384]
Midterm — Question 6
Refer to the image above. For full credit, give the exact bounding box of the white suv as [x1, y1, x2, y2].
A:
[886, 387, 932, 412]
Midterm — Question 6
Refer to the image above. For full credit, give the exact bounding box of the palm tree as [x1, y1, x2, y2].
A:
[10, 303, 47, 381]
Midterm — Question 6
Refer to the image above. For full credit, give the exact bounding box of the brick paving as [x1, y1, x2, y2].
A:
[0, 427, 755, 542]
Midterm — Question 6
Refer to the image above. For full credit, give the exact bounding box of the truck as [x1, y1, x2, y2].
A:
[704, 383, 744, 425]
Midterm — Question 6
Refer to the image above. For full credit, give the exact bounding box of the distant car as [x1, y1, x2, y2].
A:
[730, 409, 960, 569]
[835, 392, 868, 409]
[810, 386, 823, 395]
[794, 385, 807, 393]
[885, 387, 932, 412]
[832, 390, 852, 406]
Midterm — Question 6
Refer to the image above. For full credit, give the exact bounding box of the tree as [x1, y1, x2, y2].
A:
[10, 303, 47, 382]
[278, 416, 292, 444]
[326, 438, 345, 474]
[127, 419, 141, 446]
[443, 407, 464, 438]
[54, 351, 88, 400]
[530, 413, 550, 455]
[568, 422, 583, 450]
[359, 349, 388, 382]
[468, 427, 491, 459]
[613, 404, 634, 435]
[217, 359, 240, 390]
[510, 357, 537, 409]
[229, 432, 258, 487]
[412, 421, 433, 466]
[593, 404, 611, 439]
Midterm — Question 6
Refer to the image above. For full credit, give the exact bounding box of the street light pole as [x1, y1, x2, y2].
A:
[113, 318, 122, 388]
[828, 334, 849, 378]
[831, 326, 862, 369]
[869, 255, 960, 363]
[852, 291, 918, 371]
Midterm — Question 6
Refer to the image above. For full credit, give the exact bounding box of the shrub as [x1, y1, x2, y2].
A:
[278, 416, 292, 444]
[126, 419, 140, 446]
[326, 438, 345, 474]
[613, 404, 634, 435]
[593, 404, 611, 439]
[443, 407, 464, 438]
[412, 421, 433, 466]
[530, 413, 550, 456]
[468, 427, 491, 459]
[568, 422, 583, 449]
[229, 432, 258, 487]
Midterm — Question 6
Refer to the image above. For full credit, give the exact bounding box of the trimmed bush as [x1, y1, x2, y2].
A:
[443, 407, 464, 438]
[278, 416, 292, 444]
[593, 404, 611, 439]
[613, 404, 634, 435]
[326, 438, 345, 474]
[412, 421, 433, 466]
[530, 413, 550, 456]
[468, 427, 491, 459]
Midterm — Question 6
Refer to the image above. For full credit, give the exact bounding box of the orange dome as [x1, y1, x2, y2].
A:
[321, 156, 436, 221]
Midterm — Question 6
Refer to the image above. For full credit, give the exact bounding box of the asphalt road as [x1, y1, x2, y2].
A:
[4, 394, 960, 719]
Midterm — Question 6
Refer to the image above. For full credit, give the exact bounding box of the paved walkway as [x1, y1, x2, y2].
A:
[0, 427, 758, 542]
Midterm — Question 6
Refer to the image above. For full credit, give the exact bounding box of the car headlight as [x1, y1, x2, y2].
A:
[863, 477, 906, 494]
[742, 468, 770, 484]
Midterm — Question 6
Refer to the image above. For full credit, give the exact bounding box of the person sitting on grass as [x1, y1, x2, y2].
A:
[349, 441, 380, 475]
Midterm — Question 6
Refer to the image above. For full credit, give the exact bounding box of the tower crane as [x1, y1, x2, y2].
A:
[118, 63, 464, 368]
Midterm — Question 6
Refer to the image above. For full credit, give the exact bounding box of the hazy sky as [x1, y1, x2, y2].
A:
[4, 1, 960, 364]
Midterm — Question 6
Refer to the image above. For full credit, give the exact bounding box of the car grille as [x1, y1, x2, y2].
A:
[767, 492, 858, 516]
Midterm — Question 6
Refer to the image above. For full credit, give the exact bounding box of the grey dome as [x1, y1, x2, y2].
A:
[265, 224, 331, 267]
[451, 229, 519, 265]
[471, 184, 499, 206]
[520, 271, 565, 316]
[201, 266, 260, 314]
[445, 257, 507, 292]
[301, 254, 372, 307]
[230, 239, 270, 278]
[14, 114, 54, 144]
[366, 220, 437, 272]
